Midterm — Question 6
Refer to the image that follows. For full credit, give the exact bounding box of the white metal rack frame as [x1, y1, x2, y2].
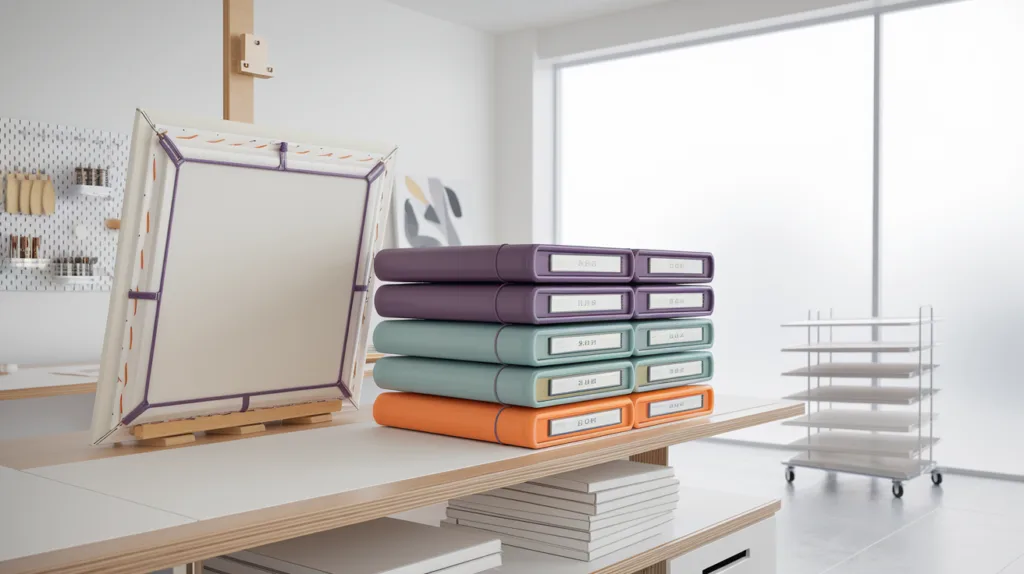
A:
[779, 306, 940, 498]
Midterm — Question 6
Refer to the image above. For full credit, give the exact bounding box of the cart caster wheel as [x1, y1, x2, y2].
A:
[892, 481, 904, 498]
[785, 467, 795, 483]
[931, 472, 943, 486]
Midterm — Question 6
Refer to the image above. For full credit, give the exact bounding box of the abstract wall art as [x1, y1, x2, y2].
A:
[394, 176, 466, 248]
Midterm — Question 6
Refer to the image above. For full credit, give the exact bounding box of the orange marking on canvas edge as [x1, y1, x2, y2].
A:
[319, 153, 333, 157]
[175, 134, 198, 140]
[146, 212, 150, 233]
[129, 327, 133, 350]
[140, 249, 144, 269]
[152, 158, 156, 180]
[206, 138, 225, 144]
[124, 363, 128, 385]
[358, 157, 375, 162]
[254, 144, 268, 149]
[337, 154, 353, 159]
[229, 143, 244, 146]
[133, 288, 138, 315]
[120, 394, 123, 414]
[296, 150, 310, 155]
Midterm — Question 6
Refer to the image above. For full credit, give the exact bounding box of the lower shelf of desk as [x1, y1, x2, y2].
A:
[445, 488, 779, 574]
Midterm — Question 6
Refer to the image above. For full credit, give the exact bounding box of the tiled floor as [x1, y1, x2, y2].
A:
[670, 440, 1024, 573]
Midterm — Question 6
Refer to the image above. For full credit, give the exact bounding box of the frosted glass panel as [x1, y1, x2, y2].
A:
[559, 19, 874, 442]
[881, 0, 1024, 474]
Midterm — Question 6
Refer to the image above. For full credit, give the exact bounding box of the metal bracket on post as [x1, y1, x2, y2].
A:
[238, 33, 274, 78]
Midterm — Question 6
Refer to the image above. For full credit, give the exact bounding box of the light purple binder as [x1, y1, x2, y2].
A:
[632, 249, 714, 283]
[375, 284, 635, 324]
[634, 285, 714, 319]
[374, 244, 634, 283]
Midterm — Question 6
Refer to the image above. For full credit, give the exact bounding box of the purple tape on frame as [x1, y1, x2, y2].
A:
[121, 136, 386, 425]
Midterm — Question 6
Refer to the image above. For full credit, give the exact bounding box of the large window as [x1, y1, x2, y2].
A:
[558, 0, 1024, 467]
[560, 18, 874, 443]
[880, 0, 1024, 475]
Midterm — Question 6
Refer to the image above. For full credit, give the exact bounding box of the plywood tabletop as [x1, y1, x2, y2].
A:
[0, 364, 99, 401]
[0, 395, 801, 574]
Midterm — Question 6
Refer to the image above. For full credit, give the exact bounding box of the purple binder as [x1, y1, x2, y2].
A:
[632, 249, 714, 283]
[374, 244, 633, 284]
[634, 285, 714, 319]
[375, 284, 635, 324]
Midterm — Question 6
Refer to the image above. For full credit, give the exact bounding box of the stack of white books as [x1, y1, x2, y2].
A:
[442, 460, 679, 561]
[205, 517, 501, 574]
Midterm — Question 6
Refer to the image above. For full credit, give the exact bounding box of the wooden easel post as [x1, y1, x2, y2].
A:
[223, 0, 255, 122]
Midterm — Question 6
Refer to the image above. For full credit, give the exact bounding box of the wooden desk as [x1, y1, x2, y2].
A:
[0, 365, 98, 401]
[0, 395, 801, 574]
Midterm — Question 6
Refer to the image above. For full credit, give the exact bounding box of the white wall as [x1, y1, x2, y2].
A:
[0, 0, 494, 436]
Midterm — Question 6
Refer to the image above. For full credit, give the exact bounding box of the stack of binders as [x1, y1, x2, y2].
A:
[370, 244, 715, 448]
[442, 459, 680, 561]
[629, 248, 716, 428]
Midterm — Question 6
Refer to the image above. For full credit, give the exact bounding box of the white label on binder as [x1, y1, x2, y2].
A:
[549, 294, 622, 313]
[549, 370, 622, 396]
[648, 257, 704, 275]
[648, 326, 704, 346]
[549, 332, 623, 355]
[648, 360, 704, 382]
[549, 254, 622, 273]
[648, 292, 704, 310]
[648, 395, 704, 418]
[549, 408, 622, 436]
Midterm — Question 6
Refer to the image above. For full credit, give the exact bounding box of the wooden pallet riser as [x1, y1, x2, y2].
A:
[130, 400, 342, 442]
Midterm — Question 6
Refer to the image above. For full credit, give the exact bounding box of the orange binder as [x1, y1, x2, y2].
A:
[631, 385, 714, 429]
[373, 393, 634, 449]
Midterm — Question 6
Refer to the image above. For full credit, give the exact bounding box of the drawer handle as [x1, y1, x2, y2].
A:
[703, 549, 750, 573]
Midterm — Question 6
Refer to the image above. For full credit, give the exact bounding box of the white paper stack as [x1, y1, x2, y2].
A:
[204, 517, 501, 574]
[442, 460, 679, 561]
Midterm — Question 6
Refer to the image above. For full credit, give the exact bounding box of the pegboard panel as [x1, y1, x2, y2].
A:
[0, 117, 128, 291]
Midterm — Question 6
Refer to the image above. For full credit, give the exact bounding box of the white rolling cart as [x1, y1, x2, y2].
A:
[779, 306, 940, 498]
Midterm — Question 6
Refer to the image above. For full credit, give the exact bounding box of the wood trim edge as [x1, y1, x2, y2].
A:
[0, 382, 97, 401]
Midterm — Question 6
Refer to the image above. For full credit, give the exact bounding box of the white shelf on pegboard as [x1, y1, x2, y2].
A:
[3, 258, 49, 270]
[52, 275, 102, 286]
[70, 184, 114, 199]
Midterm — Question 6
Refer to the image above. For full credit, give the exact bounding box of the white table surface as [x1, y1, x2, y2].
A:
[30, 421, 533, 520]
[0, 394, 791, 572]
[0, 466, 193, 562]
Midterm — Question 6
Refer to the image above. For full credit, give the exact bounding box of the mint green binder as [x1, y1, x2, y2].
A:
[633, 351, 714, 392]
[373, 320, 634, 366]
[633, 319, 714, 356]
[373, 356, 636, 407]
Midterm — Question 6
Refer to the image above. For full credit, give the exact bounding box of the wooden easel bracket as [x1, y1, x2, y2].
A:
[239, 34, 274, 78]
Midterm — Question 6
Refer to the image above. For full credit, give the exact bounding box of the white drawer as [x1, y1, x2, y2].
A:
[671, 516, 776, 574]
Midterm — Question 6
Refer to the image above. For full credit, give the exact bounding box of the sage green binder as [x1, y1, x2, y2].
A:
[632, 318, 714, 356]
[373, 356, 636, 407]
[633, 351, 714, 392]
[373, 320, 634, 366]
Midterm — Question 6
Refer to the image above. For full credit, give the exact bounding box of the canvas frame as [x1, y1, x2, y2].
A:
[91, 110, 397, 444]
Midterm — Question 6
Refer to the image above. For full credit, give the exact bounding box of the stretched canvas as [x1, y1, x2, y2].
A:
[90, 110, 397, 444]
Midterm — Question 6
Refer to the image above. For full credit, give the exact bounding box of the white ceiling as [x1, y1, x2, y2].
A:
[387, 0, 672, 33]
